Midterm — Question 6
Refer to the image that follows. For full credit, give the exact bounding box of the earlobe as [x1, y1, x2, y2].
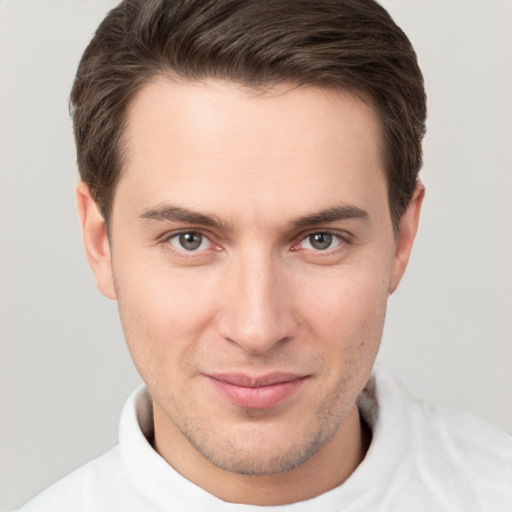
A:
[389, 184, 425, 294]
[76, 182, 117, 300]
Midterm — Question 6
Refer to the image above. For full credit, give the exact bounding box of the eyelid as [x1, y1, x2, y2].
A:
[158, 227, 352, 256]
[170, 232, 210, 251]
[290, 229, 352, 253]
[161, 229, 221, 255]
[158, 227, 210, 242]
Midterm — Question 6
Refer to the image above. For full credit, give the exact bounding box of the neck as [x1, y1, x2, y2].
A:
[153, 404, 370, 506]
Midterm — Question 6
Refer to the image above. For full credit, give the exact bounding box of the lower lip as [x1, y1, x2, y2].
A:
[208, 377, 307, 409]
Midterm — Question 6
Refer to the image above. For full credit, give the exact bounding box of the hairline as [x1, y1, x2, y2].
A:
[103, 72, 397, 234]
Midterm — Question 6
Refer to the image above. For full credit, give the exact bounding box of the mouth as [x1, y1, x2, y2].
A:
[205, 372, 309, 409]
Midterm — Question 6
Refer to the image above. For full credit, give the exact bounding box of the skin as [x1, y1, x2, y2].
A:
[77, 78, 423, 505]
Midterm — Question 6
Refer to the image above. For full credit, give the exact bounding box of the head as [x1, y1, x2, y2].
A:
[73, 0, 426, 503]
[71, 0, 425, 233]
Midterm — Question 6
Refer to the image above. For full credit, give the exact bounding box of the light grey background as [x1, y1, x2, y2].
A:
[1, 0, 511, 510]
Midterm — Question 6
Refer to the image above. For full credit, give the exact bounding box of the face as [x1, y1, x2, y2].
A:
[79, 79, 421, 481]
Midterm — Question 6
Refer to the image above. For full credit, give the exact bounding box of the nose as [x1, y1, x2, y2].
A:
[217, 250, 297, 355]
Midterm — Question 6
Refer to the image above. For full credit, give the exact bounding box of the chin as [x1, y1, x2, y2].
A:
[200, 439, 325, 476]
[183, 410, 344, 476]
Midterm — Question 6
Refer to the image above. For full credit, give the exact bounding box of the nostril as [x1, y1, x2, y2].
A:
[224, 334, 293, 355]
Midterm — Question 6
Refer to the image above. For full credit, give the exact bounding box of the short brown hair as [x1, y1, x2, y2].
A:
[70, 0, 426, 231]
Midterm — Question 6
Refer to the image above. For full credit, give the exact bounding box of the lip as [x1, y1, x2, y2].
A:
[205, 372, 308, 409]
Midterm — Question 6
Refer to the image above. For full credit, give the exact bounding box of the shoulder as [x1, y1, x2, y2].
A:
[410, 392, 512, 498]
[380, 369, 512, 470]
[358, 367, 512, 510]
[17, 446, 156, 512]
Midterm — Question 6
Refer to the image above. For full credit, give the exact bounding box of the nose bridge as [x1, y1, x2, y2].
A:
[219, 246, 295, 354]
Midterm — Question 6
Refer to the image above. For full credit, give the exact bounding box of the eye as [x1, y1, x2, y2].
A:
[168, 232, 211, 252]
[300, 232, 342, 251]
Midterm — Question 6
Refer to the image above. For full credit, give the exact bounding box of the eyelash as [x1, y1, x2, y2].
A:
[163, 230, 219, 257]
[161, 229, 351, 257]
[293, 232, 345, 252]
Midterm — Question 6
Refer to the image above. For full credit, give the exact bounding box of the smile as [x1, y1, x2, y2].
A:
[206, 372, 309, 409]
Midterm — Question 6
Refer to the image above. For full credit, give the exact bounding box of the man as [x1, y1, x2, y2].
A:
[18, 0, 511, 510]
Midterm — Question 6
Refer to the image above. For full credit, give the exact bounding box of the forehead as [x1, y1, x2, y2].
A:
[115, 78, 387, 225]
[123, 78, 382, 158]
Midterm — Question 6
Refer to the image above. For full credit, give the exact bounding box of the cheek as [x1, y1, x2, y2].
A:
[112, 261, 220, 378]
[300, 262, 390, 341]
[295, 262, 390, 392]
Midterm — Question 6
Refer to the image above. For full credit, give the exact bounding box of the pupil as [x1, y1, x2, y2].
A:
[180, 232, 202, 250]
[311, 233, 332, 250]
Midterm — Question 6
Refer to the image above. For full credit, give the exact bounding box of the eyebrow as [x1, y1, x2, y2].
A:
[138, 204, 368, 230]
[139, 205, 227, 229]
[290, 205, 369, 229]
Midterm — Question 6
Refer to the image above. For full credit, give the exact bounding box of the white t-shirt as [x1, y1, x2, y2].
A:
[19, 367, 512, 511]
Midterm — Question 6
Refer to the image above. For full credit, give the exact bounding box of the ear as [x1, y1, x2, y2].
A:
[76, 182, 117, 300]
[389, 184, 425, 294]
